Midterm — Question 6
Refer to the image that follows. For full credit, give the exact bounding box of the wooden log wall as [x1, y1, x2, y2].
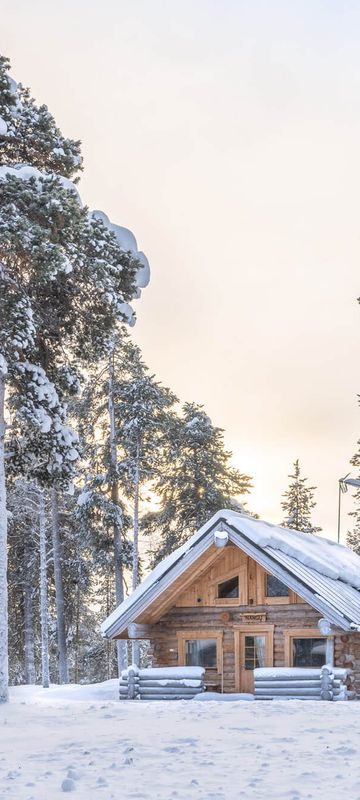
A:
[148, 608, 360, 694]
[148, 605, 321, 692]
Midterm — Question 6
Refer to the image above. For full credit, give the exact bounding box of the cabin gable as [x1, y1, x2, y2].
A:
[132, 541, 309, 628]
[174, 543, 306, 609]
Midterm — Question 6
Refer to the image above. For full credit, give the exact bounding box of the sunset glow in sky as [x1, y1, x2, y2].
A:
[4, 0, 359, 537]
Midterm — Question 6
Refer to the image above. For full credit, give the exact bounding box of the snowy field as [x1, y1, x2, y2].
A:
[1, 682, 360, 800]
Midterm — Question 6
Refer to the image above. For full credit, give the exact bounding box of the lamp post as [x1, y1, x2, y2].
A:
[338, 475, 360, 543]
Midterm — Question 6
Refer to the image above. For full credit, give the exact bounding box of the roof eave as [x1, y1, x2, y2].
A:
[102, 518, 225, 639]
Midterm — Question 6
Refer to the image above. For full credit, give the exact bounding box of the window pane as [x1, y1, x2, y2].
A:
[218, 576, 239, 598]
[244, 635, 266, 669]
[293, 638, 326, 667]
[186, 639, 217, 668]
[266, 574, 289, 597]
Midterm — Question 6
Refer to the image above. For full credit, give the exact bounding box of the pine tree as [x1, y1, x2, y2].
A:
[0, 54, 149, 701]
[281, 459, 321, 534]
[0, 55, 82, 178]
[73, 362, 132, 675]
[144, 402, 252, 564]
[114, 334, 176, 663]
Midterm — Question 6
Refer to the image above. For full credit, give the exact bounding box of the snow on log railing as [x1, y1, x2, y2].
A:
[119, 666, 205, 700]
[254, 666, 355, 701]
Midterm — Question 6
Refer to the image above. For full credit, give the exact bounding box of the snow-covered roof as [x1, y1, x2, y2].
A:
[102, 510, 360, 637]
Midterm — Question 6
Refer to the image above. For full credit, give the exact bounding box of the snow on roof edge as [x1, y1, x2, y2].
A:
[101, 510, 226, 634]
[101, 509, 360, 636]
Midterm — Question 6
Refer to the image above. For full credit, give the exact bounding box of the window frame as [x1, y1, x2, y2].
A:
[263, 571, 296, 605]
[217, 574, 240, 600]
[210, 565, 248, 606]
[177, 629, 223, 672]
[265, 573, 290, 602]
[283, 628, 330, 667]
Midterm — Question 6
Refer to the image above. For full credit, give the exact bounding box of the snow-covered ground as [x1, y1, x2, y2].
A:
[1, 681, 360, 799]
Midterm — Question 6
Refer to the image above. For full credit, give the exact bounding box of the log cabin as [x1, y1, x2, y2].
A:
[102, 510, 360, 695]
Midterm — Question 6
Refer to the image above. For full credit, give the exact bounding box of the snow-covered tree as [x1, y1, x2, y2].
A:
[281, 459, 321, 534]
[0, 54, 150, 701]
[73, 333, 176, 667]
[144, 402, 252, 564]
[7, 479, 39, 685]
[0, 55, 82, 178]
[74, 363, 131, 675]
[114, 334, 176, 663]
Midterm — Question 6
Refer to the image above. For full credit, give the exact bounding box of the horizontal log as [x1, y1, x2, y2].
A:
[127, 623, 156, 639]
[137, 685, 204, 695]
[254, 670, 323, 680]
[255, 680, 322, 689]
[138, 681, 203, 689]
[139, 695, 195, 700]
[255, 687, 322, 696]
[119, 680, 140, 687]
[254, 695, 323, 701]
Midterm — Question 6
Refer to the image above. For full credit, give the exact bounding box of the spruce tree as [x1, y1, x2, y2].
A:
[114, 334, 176, 663]
[144, 402, 252, 564]
[73, 359, 132, 675]
[73, 333, 176, 667]
[281, 459, 321, 534]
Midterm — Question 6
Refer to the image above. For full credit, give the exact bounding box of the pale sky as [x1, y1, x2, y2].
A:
[3, 0, 360, 538]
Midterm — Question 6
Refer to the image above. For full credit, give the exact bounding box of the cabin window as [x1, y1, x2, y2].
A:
[178, 629, 223, 671]
[266, 574, 289, 597]
[186, 639, 217, 669]
[292, 638, 326, 668]
[218, 576, 239, 599]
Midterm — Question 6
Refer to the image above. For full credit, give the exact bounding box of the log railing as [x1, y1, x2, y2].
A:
[119, 665, 205, 700]
[254, 665, 355, 701]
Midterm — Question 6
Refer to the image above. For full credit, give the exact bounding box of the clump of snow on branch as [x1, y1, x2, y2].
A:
[0, 164, 82, 204]
[90, 210, 150, 291]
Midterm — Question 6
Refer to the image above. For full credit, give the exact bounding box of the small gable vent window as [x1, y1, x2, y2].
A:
[218, 576, 239, 599]
[266, 574, 289, 597]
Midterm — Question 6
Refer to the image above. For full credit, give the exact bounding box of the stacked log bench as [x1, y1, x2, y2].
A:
[254, 666, 355, 701]
[119, 666, 205, 700]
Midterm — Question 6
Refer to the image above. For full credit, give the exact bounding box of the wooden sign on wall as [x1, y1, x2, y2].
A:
[241, 612, 267, 623]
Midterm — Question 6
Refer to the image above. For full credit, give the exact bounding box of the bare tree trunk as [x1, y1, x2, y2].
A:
[0, 375, 8, 702]
[132, 441, 140, 589]
[108, 346, 128, 674]
[24, 537, 35, 685]
[51, 489, 68, 683]
[74, 581, 80, 684]
[105, 574, 111, 681]
[39, 491, 50, 688]
[132, 441, 140, 667]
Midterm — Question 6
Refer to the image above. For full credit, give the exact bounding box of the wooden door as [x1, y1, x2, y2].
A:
[235, 625, 274, 693]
